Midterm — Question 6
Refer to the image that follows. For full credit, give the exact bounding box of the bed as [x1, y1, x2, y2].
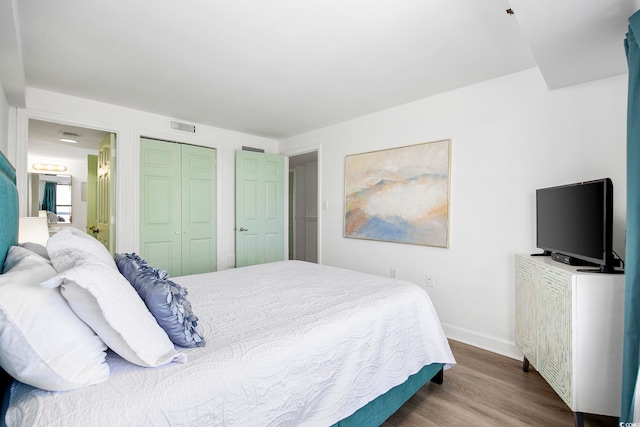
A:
[0, 150, 455, 426]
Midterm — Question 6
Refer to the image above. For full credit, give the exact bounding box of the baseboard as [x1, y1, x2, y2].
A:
[441, 323, 523, 361]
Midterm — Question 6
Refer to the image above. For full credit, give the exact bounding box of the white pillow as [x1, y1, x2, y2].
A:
[0, 246, 109, 391]
[46, 227, 117, 272]
[43, 261, 187, 368]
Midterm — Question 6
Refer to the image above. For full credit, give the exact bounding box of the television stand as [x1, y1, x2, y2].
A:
[515, 254, 624, 422]
[577, 265, 625, 274]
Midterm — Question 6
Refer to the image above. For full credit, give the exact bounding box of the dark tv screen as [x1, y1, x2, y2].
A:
[536, 178, 612, 266]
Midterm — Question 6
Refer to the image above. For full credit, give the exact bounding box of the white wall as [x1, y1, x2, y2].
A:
[279, 68, 628, 358]
[0, 83, 9, 156]
[12, 88, 279, 270]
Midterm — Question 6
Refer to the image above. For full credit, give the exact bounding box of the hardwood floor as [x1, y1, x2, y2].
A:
[382, 340, 619, 427]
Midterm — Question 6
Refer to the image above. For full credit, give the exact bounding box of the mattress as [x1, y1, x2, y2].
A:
[6, 261, 455, 426]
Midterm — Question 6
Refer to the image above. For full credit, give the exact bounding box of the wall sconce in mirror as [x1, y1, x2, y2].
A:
[32, 163, 67, 172]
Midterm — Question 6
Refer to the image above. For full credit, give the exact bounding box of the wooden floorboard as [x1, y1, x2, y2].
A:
[382, 340, 619, 427]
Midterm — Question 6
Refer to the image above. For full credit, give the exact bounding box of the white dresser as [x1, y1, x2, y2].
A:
[515, 254, 624, 423]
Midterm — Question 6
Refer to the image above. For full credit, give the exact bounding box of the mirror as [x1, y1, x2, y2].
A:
[28, 173, 72, 223]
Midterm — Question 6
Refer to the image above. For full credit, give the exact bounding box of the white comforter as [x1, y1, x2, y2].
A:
[6, 261, 455, 427]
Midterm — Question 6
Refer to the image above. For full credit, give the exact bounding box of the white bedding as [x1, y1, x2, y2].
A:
[6, 261, 455, 427]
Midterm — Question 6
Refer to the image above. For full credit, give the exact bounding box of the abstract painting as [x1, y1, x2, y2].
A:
[344, 139, 450, 247]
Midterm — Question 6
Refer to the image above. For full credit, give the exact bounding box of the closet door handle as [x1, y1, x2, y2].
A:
[239, 227, 248, 232]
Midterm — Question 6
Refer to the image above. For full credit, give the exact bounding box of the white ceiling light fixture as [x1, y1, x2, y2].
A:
[58, 138, 78, 143]
[32, 163, 67, 172]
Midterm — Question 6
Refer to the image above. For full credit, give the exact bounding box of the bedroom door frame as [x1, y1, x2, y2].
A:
[14, 110, 123, 243]
[288, 151, 318, 263]
[282, 144, 322, 264]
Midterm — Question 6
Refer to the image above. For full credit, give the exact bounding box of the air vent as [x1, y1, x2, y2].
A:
[171, 121, 196, 133]
[242, 146, 265, 153]
[58, 130, 82, 138]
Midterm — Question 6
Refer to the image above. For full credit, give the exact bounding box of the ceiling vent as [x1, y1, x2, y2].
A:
[242, 146, 264, 153]
[58, 130, 82, 138]
[171, 121, 196, 133]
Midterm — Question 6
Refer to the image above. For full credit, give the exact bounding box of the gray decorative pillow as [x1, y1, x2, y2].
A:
[114, 253, 205, 348]
[114, 252, 145, 285]
[18, 242, 50, 260]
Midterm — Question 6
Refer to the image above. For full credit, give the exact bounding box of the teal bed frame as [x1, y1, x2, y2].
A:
[0, 151, 18, 269]
[0, 150, 444, 426]
[333, 363, 444, 426]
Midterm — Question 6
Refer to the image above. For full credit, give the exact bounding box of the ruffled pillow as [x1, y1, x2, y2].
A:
[115, 253, 205, 348]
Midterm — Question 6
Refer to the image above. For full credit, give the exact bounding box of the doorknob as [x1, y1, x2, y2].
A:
[239, 227, 248, 232]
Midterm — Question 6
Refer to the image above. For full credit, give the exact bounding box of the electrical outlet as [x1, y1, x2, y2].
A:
[426, 274, 434, 288]
[390, 268, 397, 279]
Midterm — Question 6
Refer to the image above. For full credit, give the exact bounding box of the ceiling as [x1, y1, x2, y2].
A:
[27, 119, 108, 160]
[1, 0, 638, 140]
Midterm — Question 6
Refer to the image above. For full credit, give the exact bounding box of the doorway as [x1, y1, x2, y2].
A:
[289, 151, 318, 263]
[27, 119, 116, 250]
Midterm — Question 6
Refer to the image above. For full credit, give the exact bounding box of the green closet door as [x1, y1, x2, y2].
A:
[140, 138, 182, 275]
[181, 144, 217, 274]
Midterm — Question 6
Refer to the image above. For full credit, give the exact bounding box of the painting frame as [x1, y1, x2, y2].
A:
[343, 139, 451, 248]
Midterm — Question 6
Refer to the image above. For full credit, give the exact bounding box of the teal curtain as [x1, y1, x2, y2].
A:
[42, 181, 56, 214]
[622, 10, 640, 423]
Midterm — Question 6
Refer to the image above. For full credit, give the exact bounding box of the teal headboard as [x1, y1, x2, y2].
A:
[0, 151, 18, 269]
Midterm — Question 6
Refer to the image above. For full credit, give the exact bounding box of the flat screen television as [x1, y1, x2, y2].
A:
[535, 178, 620, 273]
